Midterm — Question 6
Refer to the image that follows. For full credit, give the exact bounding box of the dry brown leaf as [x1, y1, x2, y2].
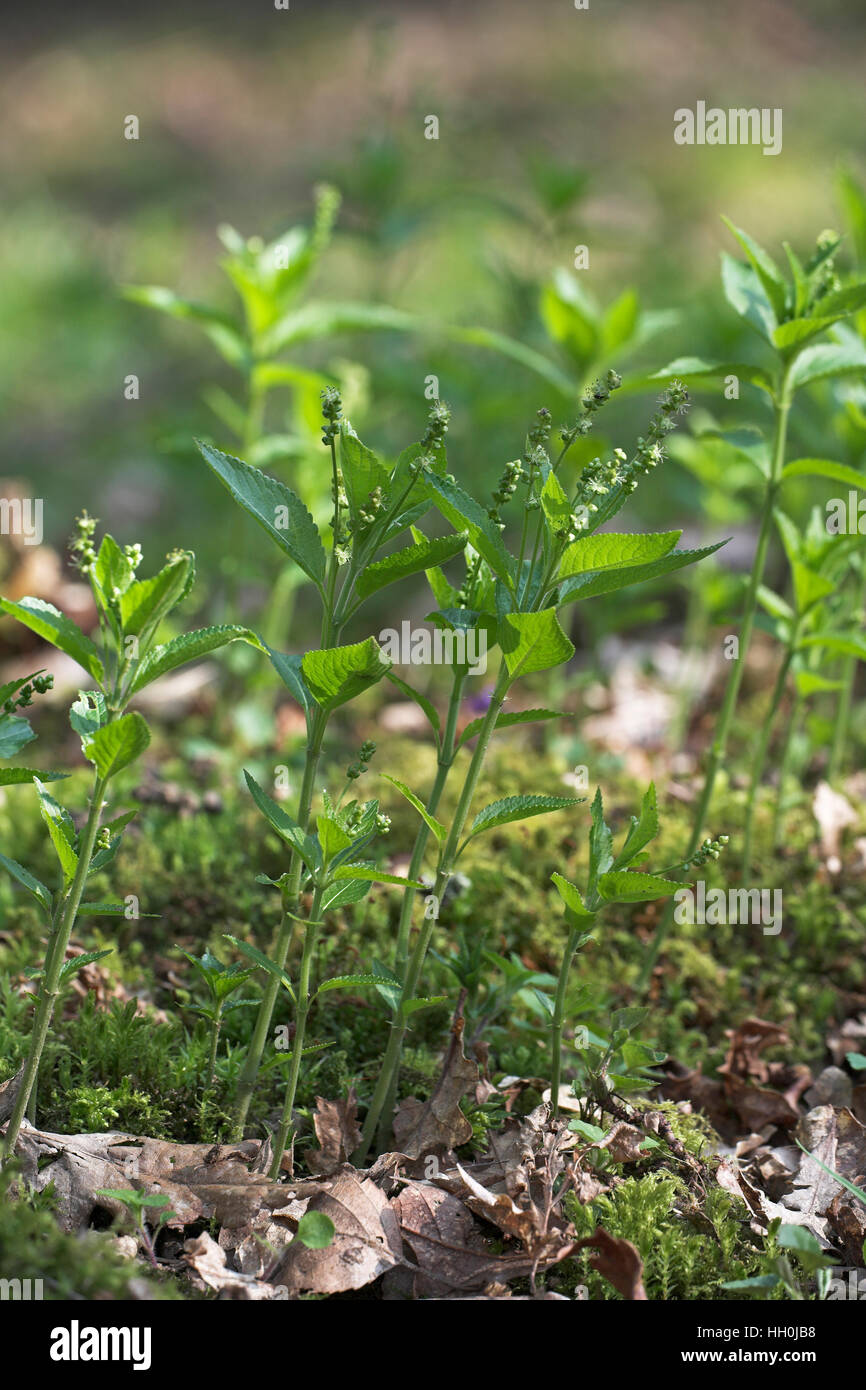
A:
[781, 1106, 866, 1233]
[9, 1125, 297, 1233]
[392, 1015, 478, 1159]
[269, 1170, 402, 1295]
[307, 1089, 362, 1176]
[184, 1231, 285, 1299]
[574, 1226, 647, 1300]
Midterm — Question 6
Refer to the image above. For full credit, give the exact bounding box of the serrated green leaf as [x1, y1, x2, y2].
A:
[0, 597, 104, 683]
[0, 714, 35, 760]
[223, 934, 295, 1000]
[316, 814, 353, 863]
[498, 608, 574, 680]
[0, 767, 66, 786]
[196, 440, 326, 590]
[69, 691, 107, 743]
[58, 949, 114, 986]
[466, 793, 583, 842]
[338, 427, 392, 532]
[315, 973, 382, 996]
[613, 783, 660, 869]
[356, 532, 468, 600]
[243, 770, 321, 872]
[540, 471, 571, 535]
[558, 540, 728, 604]
[721, 218, 787, 323]
[0, 850, 52, 910]
[331, 864, 426, 888]
[34, 778, 78, 885]
[93, 534, 135, 605]
[381, 773, 447, 841]
[264, 646, 311, 714]
[119, 552, 195, 638]
[320, 876, 372, 913]
[559, 531, 680, 578]
[721, 252, 776, 342]
[783, 457, 866, 490]
[423, 472, 515, 589]
[588, 788, 613, 892]
[789, 341, 866, 390]
[83, 712, 150, 779]
[384, 671, 441, 739]
[301, 637, 390, 713]
[128, 625, 263, 695]
[551, 872, 596, 923]
[597, 871, 679, 903]
[456, 706, 562, 750]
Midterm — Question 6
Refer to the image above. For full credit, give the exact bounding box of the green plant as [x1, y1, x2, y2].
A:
[353, 379, 723, 1160]
[198, 389, 471, 1137]
[176, 949, 255, 1091]
[742, 506, 865, 870]
[0, 519, 261, 1162]
[228, 767, 425, 1176]
[94, 1187, 176, 1268]
[639, 221, 866, 973]
[723, 1220, 838, 1300]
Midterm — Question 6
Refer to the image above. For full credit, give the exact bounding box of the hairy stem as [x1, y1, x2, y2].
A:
[828, 563, 866, 781]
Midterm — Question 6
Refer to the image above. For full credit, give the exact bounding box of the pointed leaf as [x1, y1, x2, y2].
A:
[356, 532, 468, 600]
[243, 770, 321, 872]
[381, 773, 447, 841]
[783, 458, 866, 490]
[423, 471, 515, 589]
[456, 706, 563, 750]
[83, 712, 150, 780]
[559, 531, 680, 578]
[0, 597, 103, 682]
[128, 625, 263, 695]
[467, 793, 583, 842]
[0, 851, 51, 911]
[302, 637, 390, 713]
[551, 872, 597, 923]
[598, 871, 679, 903]
[498, 608, 574, 681]
[196, 440, 326, 590]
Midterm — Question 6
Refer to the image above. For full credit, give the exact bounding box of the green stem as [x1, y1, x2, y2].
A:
[354, 665, 511, 1164]
[638, 366, 794, 989]
[771, 693, 803, 850]
[740, 642, 795, 881]
[270, 883, 325, 1179]
[550, 924, 582, 1120]
[828, 563, 866, 781]
[373, 672, 466, 1150]
[205, 1005, 223, 1093]
[231, 713, 326, 1137]
[2, 771, 108, 1163]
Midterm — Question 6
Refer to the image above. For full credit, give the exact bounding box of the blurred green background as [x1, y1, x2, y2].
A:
[2, 0, 865, 635]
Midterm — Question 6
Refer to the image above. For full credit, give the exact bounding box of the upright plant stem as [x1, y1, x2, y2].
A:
[550, 924, 582, 1120]
[373, 674, 466, 1150]
[269, 884, 324, 1178]
[232, 713, 326, 1136]
[393, 674, 466, 985]
[771, 692, 803, 849]
[2, 772, 108, 1163]
[205, 1005, 223, 1093]
[354, 666, 511, 1164]
[638, 368, 793, 989]
[828, 563, 866, 781]
[740, 644, 794, 880]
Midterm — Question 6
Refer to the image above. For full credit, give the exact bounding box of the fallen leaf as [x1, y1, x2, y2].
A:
[184, 1231, 285, 1299]
[269, 1170, 402, 1295]
[392, 1015, 478, 1159]
[307, 1089, 362, 1176]
[574, 1226, 647, 1300]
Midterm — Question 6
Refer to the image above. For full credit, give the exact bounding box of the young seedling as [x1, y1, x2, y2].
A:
[94, 1188, 176, 1268]
[354, 380, 724, 1160]
[550, 783, 728, 1116]
[176, 949, 256, 1092]
[230, 764, 424, 1178]
[0, 518, 262, 1163]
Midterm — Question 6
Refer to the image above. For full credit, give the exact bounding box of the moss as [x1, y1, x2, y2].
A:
[0, 1171, 182, 1301]
[560, 1172, 771, 1301]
